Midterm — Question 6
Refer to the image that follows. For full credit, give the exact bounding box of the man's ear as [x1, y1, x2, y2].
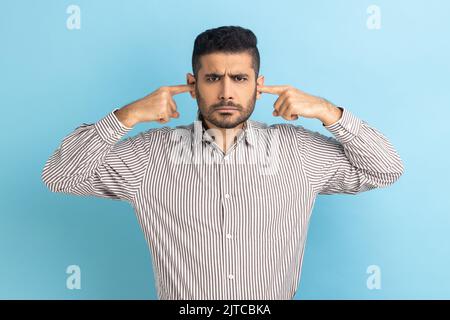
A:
[256, 75, 264, 100]
[186, 73, 196, 99]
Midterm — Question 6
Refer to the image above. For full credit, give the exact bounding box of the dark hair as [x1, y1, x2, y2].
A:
[192, 26, 260, 79]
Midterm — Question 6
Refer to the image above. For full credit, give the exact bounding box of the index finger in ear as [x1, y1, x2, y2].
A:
[167, 84, 195, 96]
[256, 85, 289, 95]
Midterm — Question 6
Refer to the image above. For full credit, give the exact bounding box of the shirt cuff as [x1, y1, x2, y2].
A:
[323, 106, 362, 144]
[94, 108, 133, 145]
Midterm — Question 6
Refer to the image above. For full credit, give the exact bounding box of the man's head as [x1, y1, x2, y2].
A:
[187, 26, 264, 129]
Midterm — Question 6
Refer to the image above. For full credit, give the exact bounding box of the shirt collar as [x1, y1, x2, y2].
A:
[195, 110, 256, 147]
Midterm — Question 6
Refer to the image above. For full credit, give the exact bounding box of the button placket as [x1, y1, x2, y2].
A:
[220, 159, 236, 298]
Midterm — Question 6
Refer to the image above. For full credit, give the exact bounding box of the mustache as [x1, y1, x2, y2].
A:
[212, 101, 241, 109]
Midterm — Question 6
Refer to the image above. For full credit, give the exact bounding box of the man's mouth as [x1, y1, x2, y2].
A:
[216, 107, 239, 112]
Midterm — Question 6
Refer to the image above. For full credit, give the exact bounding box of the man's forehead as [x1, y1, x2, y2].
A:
[199, 52, 253, 74]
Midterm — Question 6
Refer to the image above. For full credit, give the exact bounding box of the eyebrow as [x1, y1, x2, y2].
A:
[204, 72, 249, 78]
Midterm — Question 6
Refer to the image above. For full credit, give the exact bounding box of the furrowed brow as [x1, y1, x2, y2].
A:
[204, 72, 249, 78]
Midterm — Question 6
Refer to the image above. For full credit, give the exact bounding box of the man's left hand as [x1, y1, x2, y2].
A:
[257, 84, 342, 126]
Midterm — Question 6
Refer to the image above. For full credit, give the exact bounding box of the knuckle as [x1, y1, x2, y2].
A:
[159, 87, 170, 96]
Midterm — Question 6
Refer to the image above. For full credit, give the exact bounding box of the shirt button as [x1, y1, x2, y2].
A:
[228, 274, 234, 280]
[224, 155, 229, 160]
[338, 129, 345, 135]
[226, 233, 232, 239]
[224, 193, 231, 199]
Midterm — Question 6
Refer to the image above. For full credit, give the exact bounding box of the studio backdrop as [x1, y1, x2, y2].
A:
[1, 0, 449, 299]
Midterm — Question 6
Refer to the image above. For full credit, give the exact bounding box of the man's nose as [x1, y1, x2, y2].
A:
[218, 78, 234, 101]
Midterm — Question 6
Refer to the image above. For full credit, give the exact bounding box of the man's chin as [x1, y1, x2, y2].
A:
[211, 119, 247, 129]
[203, 108, 252, 129]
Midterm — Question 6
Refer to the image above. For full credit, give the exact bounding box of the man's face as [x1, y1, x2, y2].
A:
[187, 52, 264, 129]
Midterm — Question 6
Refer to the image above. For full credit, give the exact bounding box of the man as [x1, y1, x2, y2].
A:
[42, 25, 404, 300]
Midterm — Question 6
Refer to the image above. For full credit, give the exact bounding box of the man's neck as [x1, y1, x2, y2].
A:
[200, 115, 245, 154]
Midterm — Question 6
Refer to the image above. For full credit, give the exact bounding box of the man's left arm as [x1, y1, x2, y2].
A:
[301, 105, 404, 195]
[257, 84, 405, 195]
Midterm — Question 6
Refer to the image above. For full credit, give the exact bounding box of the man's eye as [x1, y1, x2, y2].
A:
[235, 76, 247, 82]
[206, 76, 247, 82]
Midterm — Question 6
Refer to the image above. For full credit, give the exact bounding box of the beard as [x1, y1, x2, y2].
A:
[195, 86, 256, 129]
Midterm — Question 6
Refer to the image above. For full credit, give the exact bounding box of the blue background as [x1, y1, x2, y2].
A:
[1, 0, 449, 299]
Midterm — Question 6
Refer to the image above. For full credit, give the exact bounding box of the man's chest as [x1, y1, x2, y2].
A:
[143, 161, 304, 233]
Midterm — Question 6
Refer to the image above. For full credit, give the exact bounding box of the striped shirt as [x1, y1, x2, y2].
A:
[41, 106, 404, 300]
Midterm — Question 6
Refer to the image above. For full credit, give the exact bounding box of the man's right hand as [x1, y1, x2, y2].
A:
[114, 84, 195, 128]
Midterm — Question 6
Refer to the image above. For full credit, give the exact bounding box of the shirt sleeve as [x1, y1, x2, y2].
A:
[41, 108, 151, 202]
[295, 106, 405, 195]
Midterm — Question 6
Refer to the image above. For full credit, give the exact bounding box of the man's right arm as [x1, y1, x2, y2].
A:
[41, 84, 194, 202]
[41, 109, 151, 202]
